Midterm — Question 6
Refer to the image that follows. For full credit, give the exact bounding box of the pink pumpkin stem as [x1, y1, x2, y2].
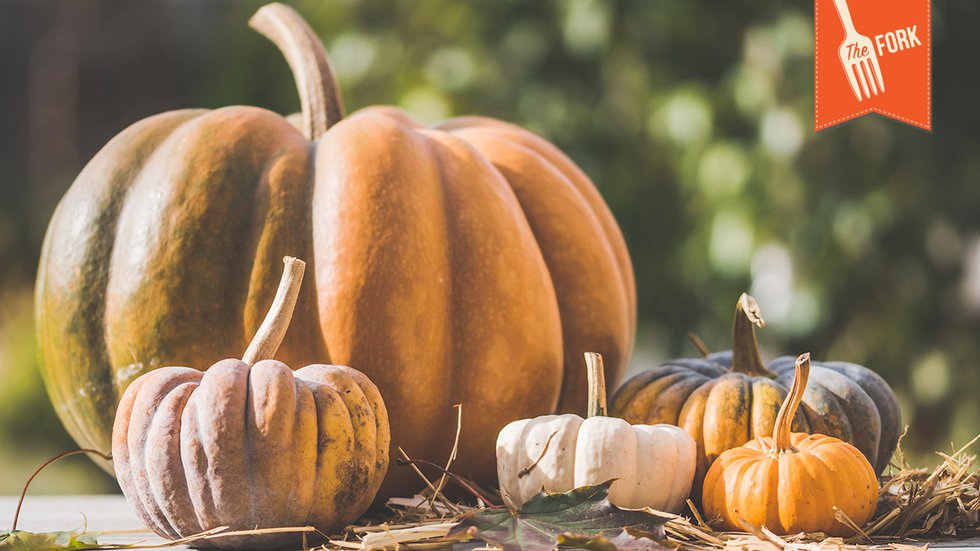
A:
[241, 256, 306, 365]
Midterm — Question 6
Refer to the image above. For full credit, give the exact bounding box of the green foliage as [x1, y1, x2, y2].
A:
[452, 481, 670, 551]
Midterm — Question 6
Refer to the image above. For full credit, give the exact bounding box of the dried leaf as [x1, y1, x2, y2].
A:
[450, 481, 670, 551]
[557, 527, 674, 550]
[0, 529, 113, 551]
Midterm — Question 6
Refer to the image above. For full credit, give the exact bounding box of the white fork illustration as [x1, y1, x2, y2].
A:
[833, 0, 885, 101]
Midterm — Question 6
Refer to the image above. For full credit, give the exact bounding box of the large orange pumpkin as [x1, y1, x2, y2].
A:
[35, 3, 635, 497]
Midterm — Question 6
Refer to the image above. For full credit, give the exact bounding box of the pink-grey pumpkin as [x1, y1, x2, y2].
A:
[112, 257, 389, 549]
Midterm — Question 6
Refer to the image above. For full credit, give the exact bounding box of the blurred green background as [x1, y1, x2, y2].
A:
[0, 0, 976, 494]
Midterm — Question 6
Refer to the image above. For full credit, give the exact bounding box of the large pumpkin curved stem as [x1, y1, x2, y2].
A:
[771, 353, 810, 454]
[249, 3, 345, 140]
[242, 256, 306, 365]
[585, 352, 607, 418]
[730, 293, 775, 377]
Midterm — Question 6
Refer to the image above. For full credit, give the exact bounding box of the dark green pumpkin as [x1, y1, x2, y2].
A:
[610, 294, 900, 498]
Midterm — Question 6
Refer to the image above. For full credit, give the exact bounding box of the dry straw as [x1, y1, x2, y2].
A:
[9, 410, 977, 550]
[317, 428, 978, 550]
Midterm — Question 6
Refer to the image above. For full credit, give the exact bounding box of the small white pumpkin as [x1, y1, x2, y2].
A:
[496, 353, 696, 512]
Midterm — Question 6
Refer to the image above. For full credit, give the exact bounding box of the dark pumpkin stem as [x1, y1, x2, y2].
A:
[242, 256, 305, 365]
[772, 353, 810, 453]
[249, 3, 345, 140]
[585, 352, 607, 418]
[730, 293, 774, 377]
[12, 448, 112, 532]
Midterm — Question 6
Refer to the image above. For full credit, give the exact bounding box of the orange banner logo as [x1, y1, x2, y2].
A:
[815, 0, 931, 131]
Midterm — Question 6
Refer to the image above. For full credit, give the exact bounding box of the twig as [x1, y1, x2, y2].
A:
[687, 332, 711, 357]
[11, 448, 112, 532]
[759, 525, 793, 550]
[517, 430, 559, 478]
[395, 457, 499, 506]
[433, 404, 463, 499]
[834, 506, 873, 544]
[686, 498, 712, 530]
[397, 447, 462, 516]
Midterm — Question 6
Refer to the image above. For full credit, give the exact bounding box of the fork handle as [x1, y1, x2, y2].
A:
[832, 0, 858, 35]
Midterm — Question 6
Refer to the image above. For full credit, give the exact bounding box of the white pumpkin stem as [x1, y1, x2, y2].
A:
[730, 293, 775, 377]
[249, 3, 345, 140]
[585, 352, 607, 418]
[772, 352, 810, 453]
[242, 256, 306, 365]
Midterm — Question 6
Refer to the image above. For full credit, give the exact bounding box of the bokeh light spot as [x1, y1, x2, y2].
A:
[750, 242, 794, 322]
[399, 87, 451, 122]
[832, 203, 873, 257]
[329, 32, 376, 85]
[910, 351, 951, 404]
[649, 91, 713, 146]
[563, 0, 611, 56]
[425, 47, 476, 91]
[760, 107, 803, 159]
[697, 143, 750, 199]
[709, 208, 755, 275]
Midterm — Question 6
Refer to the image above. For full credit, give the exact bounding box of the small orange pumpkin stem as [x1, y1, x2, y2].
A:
[249, 3, 345, 140]
[585, 352, 607, 418]
[730, 293, 775, 377]
[772, 352, 810, 453]
[242, 256, 306, 365]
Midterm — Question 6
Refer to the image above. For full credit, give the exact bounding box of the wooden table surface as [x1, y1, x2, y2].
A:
[2, 495, 978, 550]
[0, 495, 177, 549]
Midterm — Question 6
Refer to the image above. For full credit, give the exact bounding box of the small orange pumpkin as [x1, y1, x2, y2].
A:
[702, 353, 879, 536]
